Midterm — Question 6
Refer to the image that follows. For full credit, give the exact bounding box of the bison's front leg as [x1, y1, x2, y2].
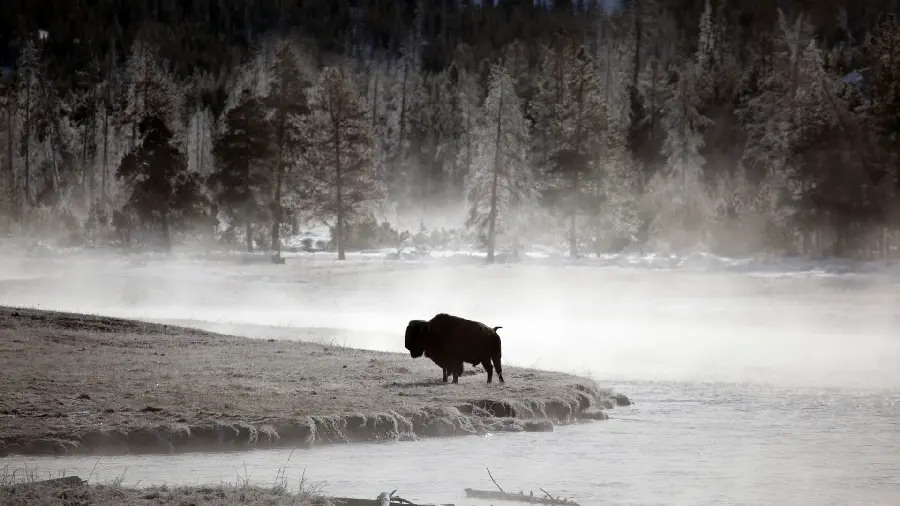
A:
[442, 367, 449, 383]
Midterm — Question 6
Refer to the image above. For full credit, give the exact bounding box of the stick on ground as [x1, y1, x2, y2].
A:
[487, 468, 504, 493]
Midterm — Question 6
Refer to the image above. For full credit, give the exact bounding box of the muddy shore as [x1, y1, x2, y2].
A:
[0, 306, 627, 458]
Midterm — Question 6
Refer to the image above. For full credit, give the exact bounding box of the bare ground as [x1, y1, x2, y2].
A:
[0, 306, 625, 458]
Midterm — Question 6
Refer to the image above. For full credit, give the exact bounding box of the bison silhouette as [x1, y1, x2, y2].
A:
[404, 313, 505, 384]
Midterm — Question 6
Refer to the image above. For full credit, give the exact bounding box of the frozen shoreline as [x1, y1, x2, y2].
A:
[0, 306, 624, 459]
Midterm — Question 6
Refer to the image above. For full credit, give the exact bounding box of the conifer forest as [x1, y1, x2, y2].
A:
[1, 0, 899, 261]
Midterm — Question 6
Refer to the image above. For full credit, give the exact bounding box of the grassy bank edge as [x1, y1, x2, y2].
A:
[0, 306, 630, 459]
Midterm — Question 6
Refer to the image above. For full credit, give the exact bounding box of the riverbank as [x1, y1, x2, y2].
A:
[0, 473, 331, 506]
[0, 306, 624, 458]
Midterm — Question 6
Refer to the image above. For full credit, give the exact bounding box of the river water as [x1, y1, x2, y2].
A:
[1, 253, 900, 504]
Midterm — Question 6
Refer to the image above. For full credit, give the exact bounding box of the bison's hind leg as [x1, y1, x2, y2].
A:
[482, 359, 494, 383]
[442, 367, 449, 383]
[492, 352, 504, 383]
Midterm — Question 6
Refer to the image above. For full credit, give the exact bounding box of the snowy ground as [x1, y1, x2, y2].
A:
[8, 236, 900, 279]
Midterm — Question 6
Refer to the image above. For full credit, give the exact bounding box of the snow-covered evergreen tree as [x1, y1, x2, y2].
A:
[736, 10, 822, 252]
[465, 61, 535, 262]
[0, 78, 14, 216]
[382, 36, 424, 208]
[123, 40, 182, 150]
[593, 44, 641, 253]
[647, 60, 713, 251]
[265, 40, 312, 253]
[209, 90, 274, 252]
[450, 50, 484, 206]
[530, 41, 607, 257]
[305, 67, 384, 260]
[15, 38, 43, 208]
[116, 115, 208, 252]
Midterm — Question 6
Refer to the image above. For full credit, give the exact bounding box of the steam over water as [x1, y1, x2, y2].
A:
[2, 250, 900, 504]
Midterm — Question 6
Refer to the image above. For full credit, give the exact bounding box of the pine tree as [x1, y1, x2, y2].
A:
[865, 14, 900, 239]
[208, 91, 274, 253]
[97, 44, 121, 213]
[531, 42, 607, 258]
[0, 78, 13, 216]
[123, 40, 183, 152]
[649, 61, 713, 250]
[16, 38, 43, 208]
[35, 74, 69, 209]
[450, 55, 484, 205]
[73, 56, 101, 209]
[383, 36, 424, 208]
[305, 67, 384, 260]
[265, 41, 311, 254]
[407, 73, 440, 208]
[116, 115, 208, 253]
[736, 10, 817, 252]
[594, 48, 641, 253]
[529, 41, 567, 175]
[465, 61, 535, 263]
[431, 66, 467, 208]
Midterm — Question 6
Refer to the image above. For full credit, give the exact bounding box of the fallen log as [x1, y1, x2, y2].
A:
[34, 476, 85, 487]
[463, 487, 580, 506]
[330, 492, 452, 506]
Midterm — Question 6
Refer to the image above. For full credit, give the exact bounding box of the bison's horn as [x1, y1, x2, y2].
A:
[492, 326, 502, 331]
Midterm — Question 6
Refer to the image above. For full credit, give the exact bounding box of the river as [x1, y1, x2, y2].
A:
[1, 252, 899, 504]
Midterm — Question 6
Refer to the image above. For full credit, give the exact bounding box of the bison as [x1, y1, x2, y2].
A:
[404, 313, 505, 384]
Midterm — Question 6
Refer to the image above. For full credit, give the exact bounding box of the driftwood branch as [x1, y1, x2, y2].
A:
[389, 490, 414, 504]
[540, 488, 553, 499]
[486, 467, 504, 493]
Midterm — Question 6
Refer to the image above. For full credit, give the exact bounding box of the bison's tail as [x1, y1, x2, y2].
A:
[492, 326, 502, 332]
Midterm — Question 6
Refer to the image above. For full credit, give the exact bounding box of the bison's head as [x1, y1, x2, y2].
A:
[404, 319, 429, 358]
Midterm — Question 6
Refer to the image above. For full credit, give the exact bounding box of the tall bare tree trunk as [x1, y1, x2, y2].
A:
[270, 123, 285, 253]
[162, 209, 171, 254]
[23, 84, 31, 207]
[335, 120, 345, 261]
[570, 68, 587, 259]
[398, 58, 409, 162]
[81, 110, 89, 202]
[487, 85, 504, 264]
[632, 0, 642, 89]
[198, 109, 207, 175]
[370, 57, 379, 130]
[569, 178, 578, 258]
[88, 82, 98, 207]
[101, 60, 111, 210]
[5, 105, 13, 213]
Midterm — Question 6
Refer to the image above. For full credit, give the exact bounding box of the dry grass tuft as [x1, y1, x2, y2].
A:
[0, 458, 332, 506]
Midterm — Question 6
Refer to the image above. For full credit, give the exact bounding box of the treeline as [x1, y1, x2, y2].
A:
[0, 1, 899, 260]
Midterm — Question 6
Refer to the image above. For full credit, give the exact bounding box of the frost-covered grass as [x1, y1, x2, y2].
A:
[0, 462, 330, 506]
[0, 306, 612, 458]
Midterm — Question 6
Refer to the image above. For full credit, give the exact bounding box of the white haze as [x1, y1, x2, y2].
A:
[1, 246, 899, 391]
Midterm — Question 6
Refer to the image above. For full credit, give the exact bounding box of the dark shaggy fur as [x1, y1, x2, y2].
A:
[404, 313, 505, 384]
